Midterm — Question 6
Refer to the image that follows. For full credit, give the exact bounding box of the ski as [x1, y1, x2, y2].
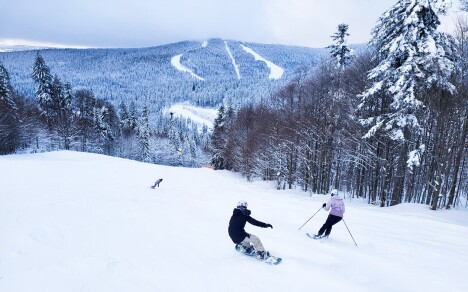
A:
[306, 233, 328, 240]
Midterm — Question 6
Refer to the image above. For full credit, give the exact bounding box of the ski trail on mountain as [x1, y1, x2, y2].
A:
[170, 54, 204, 80]
[166, 103, 217, 131]
[224, 41, 241, 80]
[240, 44, 284, 80]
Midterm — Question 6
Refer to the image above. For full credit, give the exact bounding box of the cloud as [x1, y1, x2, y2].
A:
[0, 0, 464, 48]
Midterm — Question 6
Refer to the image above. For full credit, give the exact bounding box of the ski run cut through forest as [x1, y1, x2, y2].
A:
[1, 151, 467, 292]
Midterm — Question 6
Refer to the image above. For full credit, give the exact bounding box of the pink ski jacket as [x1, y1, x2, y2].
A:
[324, 194, 345, 217]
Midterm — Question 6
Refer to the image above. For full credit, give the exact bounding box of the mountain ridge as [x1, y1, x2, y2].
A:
[0, 38, 328, 110]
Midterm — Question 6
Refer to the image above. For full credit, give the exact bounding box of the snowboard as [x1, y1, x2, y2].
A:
[235, 244, 282, 265]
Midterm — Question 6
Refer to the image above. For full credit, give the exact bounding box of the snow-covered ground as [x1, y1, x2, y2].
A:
[1, 151, 467, 292]
[240, 44, 284, 80]
[170, 54, 204, 80]
[165, 102, 217, 131]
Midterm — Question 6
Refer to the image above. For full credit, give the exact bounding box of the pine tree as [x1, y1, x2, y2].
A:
[139, 105, 151, 162]
[327, 23, 354, 69]
[31, 53, 53, 111]
[358, 0, 457, 206]
[359, 0, 456, 141]
[211, 104, 226, 169]
[63, 82, 73, 111]
[0, 62, 19, 154]
[31, 53, 54, 120]
[54, 81, 75, 150]
[128, 101, 138, 132]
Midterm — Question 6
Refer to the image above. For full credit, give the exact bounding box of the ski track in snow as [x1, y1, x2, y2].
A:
[170, 54, 204, 81]
[224, 41, 241, 80]
[240, 44, 284, 80]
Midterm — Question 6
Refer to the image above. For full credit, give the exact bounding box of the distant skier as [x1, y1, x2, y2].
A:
[313, 189, 345, 239]
[151, 178, 163, 189]
[228, 200, 273, 260]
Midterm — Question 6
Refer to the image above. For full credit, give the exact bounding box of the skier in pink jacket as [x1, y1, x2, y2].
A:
[313, 189, 345, 239]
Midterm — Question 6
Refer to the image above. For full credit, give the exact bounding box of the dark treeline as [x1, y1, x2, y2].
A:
[212, 5, 468, 209]
[0, 54, 211, 167]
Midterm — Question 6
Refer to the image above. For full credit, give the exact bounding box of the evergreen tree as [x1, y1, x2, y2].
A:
[128, 101, 138, 132]
[211, 104, 226, 169]
[75, 89, 97, 152]
[94, 102, 117, 154]
[139, 105, 151, 162]
[0, 62, 19, 154]
[54, 80, 75, 150]
[358, 0, 457, 206]
[359, 0, 456, 141]
[63, 82, 73, 111]
[31, 53, 53, 115]
[118, 101, 135, 138]
[327, 23, 354, 69]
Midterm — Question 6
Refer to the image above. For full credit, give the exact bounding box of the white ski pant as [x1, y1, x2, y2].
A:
[240, 233, 265, 252]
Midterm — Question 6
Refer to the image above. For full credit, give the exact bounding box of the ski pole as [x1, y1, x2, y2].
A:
[298, 207, 322, 230]
[342, 219, 357, 247]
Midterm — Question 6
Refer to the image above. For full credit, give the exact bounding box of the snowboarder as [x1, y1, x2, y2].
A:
[228, 200, 273, 260]
[151, 178, 163, 189]
[313, 189, 345, 239]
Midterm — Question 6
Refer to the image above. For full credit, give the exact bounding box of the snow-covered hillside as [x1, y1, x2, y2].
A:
[1, 151, 467, 292]
[165, 103, 217, 131]
[0, 38, 325, 108]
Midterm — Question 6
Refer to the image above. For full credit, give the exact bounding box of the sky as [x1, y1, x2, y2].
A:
[0, 0, 466, 49]
[1, 150, 467, 291]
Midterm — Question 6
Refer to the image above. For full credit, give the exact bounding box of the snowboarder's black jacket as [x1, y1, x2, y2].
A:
[228, 207, 269, 244]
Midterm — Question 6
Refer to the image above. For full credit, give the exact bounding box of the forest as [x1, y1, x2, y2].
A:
[211, 2, 468, 209]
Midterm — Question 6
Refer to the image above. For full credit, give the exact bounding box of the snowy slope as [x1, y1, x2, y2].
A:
[1, 151, 467, 292]
[170, 54, 205, 80]
[240, 44, 284, 79]
[165, 103, 217, 131]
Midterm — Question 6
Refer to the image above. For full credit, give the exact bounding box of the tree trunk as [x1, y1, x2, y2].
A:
[446, 113, 468, 209]
[391, 136, 408, 206]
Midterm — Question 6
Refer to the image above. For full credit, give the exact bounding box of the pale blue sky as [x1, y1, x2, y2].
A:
[0, 0, 464, 48]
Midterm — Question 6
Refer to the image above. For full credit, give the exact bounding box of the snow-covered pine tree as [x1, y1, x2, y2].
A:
[359, 0, 456, 141]
[211, 104, 226, 169]
[63, 82, 73, 111]
[327, 23, 354, 69]
[461, 0, 468, 10]
[0, 62, 19, 154]
[31, 53, 53, 111]
[358, 0, 457, 206]
[128, 101, 138, 132]
[53, 80, 75, 150]
[138, 105, 151, 162]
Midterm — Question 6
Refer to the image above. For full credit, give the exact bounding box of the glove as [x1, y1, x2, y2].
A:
[322, 203, 326, 208]
[266, 224, 273, 229]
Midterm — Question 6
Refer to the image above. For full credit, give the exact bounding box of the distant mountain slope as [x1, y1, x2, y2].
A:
[0, 39, 326, 111]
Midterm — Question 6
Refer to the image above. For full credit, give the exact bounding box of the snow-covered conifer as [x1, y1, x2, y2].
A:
[358, 0, 456, 141]
[327, 24, 354, 69]
[211, 104, 226, 169]
[139, 105, 151, 162]
[31, 53, 54, 115]
[0, 62, 19, 154]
